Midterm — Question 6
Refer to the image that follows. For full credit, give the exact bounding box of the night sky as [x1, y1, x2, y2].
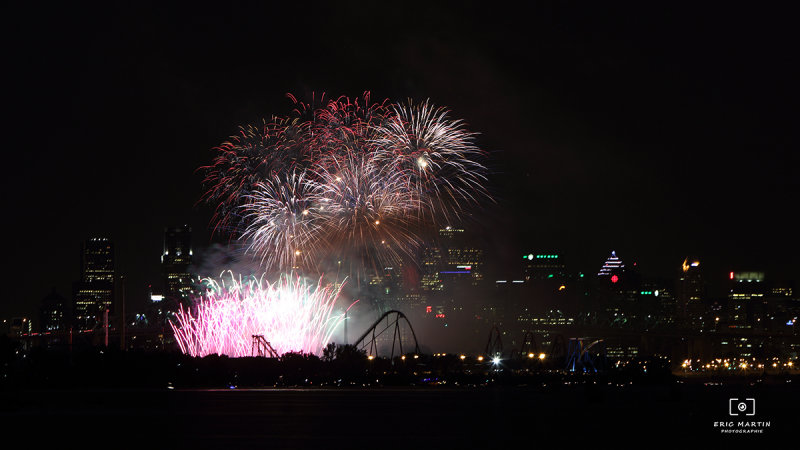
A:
[3, 2, 798, 319]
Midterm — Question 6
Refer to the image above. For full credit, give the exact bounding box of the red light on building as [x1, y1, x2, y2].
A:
[611, 275, 619, 283]
[730, 272, 734, 280]
[426, 306, 432, 314]
[435, 313, 446, 319]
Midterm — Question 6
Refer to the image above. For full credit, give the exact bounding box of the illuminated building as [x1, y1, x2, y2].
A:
[40, 289, 67, 332]
[162, 225, 195, 308]
[421, 226, 484, 292]
[420, 246, 443, 291]
[727, 271, 766, 329]
[606, 344, 639, 360]
[73, 238, 115, 331]
[492, 279, 526, 325]
[365, 265, 408, 312]
[593, 251, 642, 327]
[597, 251, 625, 278]
[9, 317, 32, 336]
[678, 258, 704, 330]
[516, 308, 574, 351]
[639, 281, 676, 328]
[522, 253, 565, 281]
[517, 252, 587, 325]
[762, 283, 798, 333]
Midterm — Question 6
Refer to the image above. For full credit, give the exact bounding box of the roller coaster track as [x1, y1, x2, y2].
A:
[566, 338, 606, 372]
[352, 310, 421, 359]
[485, 324, 503, 357]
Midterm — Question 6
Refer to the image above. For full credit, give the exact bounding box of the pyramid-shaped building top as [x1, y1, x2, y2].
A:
[597, 251, 625, 276]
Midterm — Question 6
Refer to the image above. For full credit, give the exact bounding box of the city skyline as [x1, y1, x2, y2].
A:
[12, 226, 798, 341]
[4, 5, 798, 445]
[6, 222, 798, 322]
[3, 3, 797, 322]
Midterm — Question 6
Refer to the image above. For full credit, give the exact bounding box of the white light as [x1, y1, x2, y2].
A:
[492, 357, 501, 365]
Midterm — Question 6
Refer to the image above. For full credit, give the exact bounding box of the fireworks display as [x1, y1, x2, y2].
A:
[200, 92, 490, 272]
[174, 92, 489, 358]
[170, 272, 346, 357]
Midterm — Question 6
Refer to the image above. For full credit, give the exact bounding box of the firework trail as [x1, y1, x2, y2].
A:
[372, 99, 488, 223]
[305, 148, 421, 268]
[170, 272, 347, 357]
[199, 116, 312, 235]
[240, 171, 324, 271]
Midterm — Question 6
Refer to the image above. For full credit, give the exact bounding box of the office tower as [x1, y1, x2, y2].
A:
[597, 251, 625, 278]
[594, 251, 637, 328]
[162, 225, 195, 307]
[420, 245, 444, 291]
[40, 289, 67, 332]
[638, 280, 675, 328]
[727, 271, 766, 329]
[677, 258, 704, 330]
[437, 226, 484, 289]
[9, 317, 31, 336]
[73, 237, 115, 330]
[522, 253, 566, 281]
[420, 226, 484, 292]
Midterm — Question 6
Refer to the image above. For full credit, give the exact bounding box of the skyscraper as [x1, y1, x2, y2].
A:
[162, 225, 195, 308]
[40, 289, 67, 332]
[73, 237, 115, 330]
[678, 258, 704, 330]
[522, 253, 565, 281]
[597, 251, 625, 278]
[727, 271, 766, 329]
[438, 226, 484, 289]
[420, 226, 484, 292]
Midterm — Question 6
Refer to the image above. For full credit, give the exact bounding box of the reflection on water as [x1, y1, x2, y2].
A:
[3, 385, 798, 448]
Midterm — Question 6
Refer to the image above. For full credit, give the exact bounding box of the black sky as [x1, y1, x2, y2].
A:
[3, 2, 798, 319]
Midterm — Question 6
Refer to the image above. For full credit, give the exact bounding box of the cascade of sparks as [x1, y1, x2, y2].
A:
[170, 272, 346, 357]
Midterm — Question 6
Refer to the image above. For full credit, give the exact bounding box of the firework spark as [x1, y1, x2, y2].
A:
[170, 272, 347, 357]
[372, 99, 488, 223]
[240, 171, 324, 271]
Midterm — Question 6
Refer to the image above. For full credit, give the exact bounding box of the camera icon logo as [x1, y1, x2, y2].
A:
[729, 398, 756, 416]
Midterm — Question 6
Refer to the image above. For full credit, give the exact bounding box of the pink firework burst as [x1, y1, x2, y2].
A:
[171, 272, 347, 357]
